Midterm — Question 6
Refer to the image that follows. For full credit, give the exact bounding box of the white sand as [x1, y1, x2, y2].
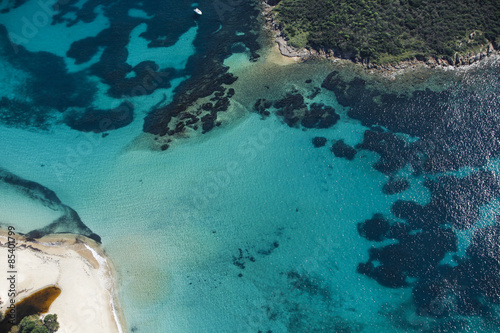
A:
[0, 232, 124, 333]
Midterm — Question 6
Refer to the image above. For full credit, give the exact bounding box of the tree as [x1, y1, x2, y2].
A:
[19, 316, 38, 333]
[43, 315, 59, 333]
[8, 314, 59, 333]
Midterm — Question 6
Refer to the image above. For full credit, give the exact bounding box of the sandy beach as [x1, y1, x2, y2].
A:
[0, 232, 125, 333]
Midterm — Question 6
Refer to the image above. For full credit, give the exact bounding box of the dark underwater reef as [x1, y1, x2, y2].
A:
[0, 0, 30, 14]
[0, 23, 133, 132]
[0, 0, 264, 137]
[322, 68, 500, 174]
[142, 0, 263, 144]
[322, 64, 500, 324]
[253, 92, 340, 130]
[0, 168, 101, 242]
[62, 0, 186, 99]
[0, 24, 97, 129]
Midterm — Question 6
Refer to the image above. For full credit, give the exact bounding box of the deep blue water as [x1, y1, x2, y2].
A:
[1, 0, 500, 332]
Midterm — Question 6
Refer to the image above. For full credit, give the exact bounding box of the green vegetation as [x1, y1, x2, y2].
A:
[8, 314, 59, 333]
[272, 0, 500, 64]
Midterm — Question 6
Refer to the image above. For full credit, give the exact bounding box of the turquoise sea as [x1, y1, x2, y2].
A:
[1, 0, 500, 332]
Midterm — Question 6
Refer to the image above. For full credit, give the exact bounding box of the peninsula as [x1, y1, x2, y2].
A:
[264, 0, 500, 67]
[0, 233, 124, 333]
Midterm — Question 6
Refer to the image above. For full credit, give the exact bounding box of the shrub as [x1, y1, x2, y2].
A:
[8, 314, 59, 333]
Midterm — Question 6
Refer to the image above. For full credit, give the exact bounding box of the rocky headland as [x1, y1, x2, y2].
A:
[261, 0, 499, 73]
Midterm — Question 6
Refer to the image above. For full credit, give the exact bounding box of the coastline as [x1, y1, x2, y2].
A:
[0, 231, 125, 333]
[261, 1, 499, 75]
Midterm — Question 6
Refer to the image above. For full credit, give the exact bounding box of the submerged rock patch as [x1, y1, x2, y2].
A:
[312, 137, 327, 148]
[383, 178, 410, 195]
[64, 101, 134, 133]
[331, 140, 356, 160]
[251, 92, 340, 130]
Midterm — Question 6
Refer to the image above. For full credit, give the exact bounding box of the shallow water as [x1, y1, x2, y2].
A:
[1, 0, 500, 332]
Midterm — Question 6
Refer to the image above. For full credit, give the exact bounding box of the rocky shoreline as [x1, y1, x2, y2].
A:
[261, 1, 499, 73]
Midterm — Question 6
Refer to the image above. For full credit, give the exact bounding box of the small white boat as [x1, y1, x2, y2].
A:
[193, 8, 202, 15]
